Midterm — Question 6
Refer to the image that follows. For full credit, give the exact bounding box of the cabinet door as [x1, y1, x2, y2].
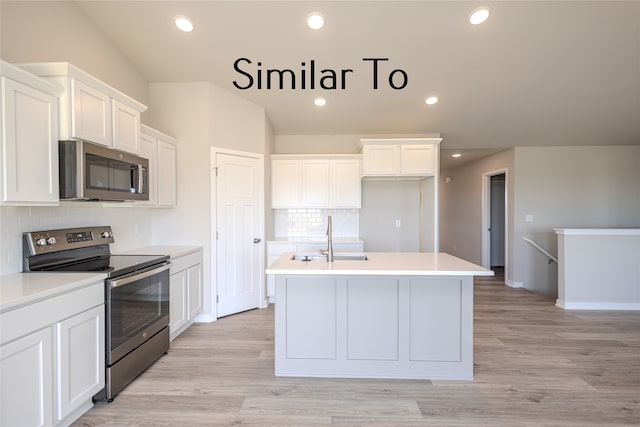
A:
[138, 133, 158, 205]
[157, 139, 177, 207]
[188, 264, 203, 320]
[271, 159, 300, 208]
[170, 270, 188, 340]
[112, 100, 140, 154]
[330, 159, 361, 208]
[400, 144, 435, 175]
[1, 77, 59, 204]
[56, 305, 105, 421]
[70, 78, 111, 146]
[0, 327, 54, 427]
[363, 144, 399, 176]
[301, 159, 330, 207]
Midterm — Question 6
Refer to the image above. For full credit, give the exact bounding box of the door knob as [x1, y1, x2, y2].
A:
[253, 238, 261, 243]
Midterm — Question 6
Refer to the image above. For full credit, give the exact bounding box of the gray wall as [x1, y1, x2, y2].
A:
[440, 145, 640, 299]
[513, 145, 640, 297]
[0, 0, 148, 105]
[360, 180, 422, 252]
[439, 149, 515, 281]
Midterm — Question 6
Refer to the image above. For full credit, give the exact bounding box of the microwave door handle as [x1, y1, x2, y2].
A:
[137, 164, 144, 194]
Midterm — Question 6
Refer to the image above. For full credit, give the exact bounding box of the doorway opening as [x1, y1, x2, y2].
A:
[481, 169, 508, 281]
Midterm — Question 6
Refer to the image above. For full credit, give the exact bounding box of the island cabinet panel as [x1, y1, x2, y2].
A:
[285, 278, 337, 359]
[274, 274, 474, 380]
[346, 278, 399, 361]
[409, 279, 463, 362]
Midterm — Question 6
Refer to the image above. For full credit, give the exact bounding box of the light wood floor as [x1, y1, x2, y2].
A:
[74, 271, 640, 426]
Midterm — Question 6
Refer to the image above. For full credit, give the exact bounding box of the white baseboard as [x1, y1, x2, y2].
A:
[556, 299, 640, 311]
[194, 313, 217, 323]
[505, 279, 523, 288]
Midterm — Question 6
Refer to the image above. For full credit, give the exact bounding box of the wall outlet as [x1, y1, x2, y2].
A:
[395, 219, 401, 228]
[525, 214, 534, 223]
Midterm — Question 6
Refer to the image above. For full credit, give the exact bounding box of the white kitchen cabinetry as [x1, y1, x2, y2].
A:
[112, 100, 140, 153]
[56, 305, 104, 422]
[361, 138, 441, 177]
[271, 159, 300, 208]
[18, 62, 146, 155]
[70, 78, 111, 146]
[0, 280, 105, 427]
[169, 249, 203, 341]
[271, 155, 362, 209]
[0, 326, 54, 426]
[266, 240, 365, 303]
[139, 125, 178, 207]
[301, 159, 330, 207]
[1, 61, 62, 206]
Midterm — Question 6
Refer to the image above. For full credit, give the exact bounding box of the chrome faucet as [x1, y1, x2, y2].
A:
[322, 215, 334, 262]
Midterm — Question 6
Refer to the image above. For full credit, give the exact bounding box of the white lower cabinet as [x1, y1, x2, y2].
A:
[56, 305, 104, 422]
[0, 281, 105, 427]
[169, 249, 203, 341]
[0, 327, 54, 427]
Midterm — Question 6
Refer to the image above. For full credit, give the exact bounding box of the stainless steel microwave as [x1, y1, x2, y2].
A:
[59, 141, 149, 201]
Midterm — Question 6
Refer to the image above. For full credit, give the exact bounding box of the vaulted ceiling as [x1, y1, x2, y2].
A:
[75, 1, 639, 153]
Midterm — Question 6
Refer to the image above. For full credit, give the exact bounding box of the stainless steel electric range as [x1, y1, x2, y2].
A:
[23, 226, 170, 401]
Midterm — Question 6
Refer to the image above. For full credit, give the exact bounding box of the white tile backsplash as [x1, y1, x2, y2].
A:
[273, 208, 359, 239]
[0, 204, 153, 275]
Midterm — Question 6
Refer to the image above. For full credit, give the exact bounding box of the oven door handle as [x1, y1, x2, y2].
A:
[108, 263, 171, 289]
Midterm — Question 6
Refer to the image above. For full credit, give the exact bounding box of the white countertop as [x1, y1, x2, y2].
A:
[268, 237, 364, 244]
[555, 228, 640, 236]
[0, 272, 107, 313]
[118, 245, 202, 258]
[266, 252, 494, 276]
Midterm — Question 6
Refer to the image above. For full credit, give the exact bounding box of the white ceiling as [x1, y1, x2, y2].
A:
[76, 1, 640, 154]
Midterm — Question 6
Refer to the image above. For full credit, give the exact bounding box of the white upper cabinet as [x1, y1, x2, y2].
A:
[362, 144, 399, 176]
[17, 62, 147, 155]
[400, 144, 436, 175]
[331, 158, 362, 208]
[271, 155, 361, 209]
[112, 100, 140, 154]
[139, 124, 178, 207]
[271, 159, 300, 208]
[361, 138, 441, 178]
[70, 78, 111, 146]
[1, 61, 62, 206]
[301, 159, 330, 207]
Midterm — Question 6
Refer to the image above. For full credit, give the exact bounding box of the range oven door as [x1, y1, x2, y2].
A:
[106, 263, 170, 365]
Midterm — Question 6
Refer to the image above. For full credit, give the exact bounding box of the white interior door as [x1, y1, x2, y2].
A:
[215, 152, 263, 317]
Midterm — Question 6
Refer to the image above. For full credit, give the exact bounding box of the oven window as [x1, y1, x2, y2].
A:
[85, 154, 134, 193]
[109, 269, 169, 352]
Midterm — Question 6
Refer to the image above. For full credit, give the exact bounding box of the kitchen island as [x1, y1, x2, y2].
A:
[266, 252, 493, 380]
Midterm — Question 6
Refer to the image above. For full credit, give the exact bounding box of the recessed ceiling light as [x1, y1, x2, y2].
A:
[175, 15, 194, 32]
[307, 12, 325, 30]
[468, 7, 490, 25]
[425, 96, 439, 105]
[314, 97, 327, 107]
[452, 153, 462, 158]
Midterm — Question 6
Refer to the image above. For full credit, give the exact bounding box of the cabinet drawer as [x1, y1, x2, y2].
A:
[171, 251, 202, 272]
[0, 282, 104, 345]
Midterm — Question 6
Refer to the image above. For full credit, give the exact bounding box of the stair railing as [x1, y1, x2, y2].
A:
[522, 237, 558, 264]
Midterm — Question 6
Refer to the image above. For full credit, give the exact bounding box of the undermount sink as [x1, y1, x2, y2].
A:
[292, 253, 368, 261]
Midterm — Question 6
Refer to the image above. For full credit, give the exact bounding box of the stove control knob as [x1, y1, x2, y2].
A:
[46, 237, 56, 245]
[101, 231, 112, 238]
[35, 238, 47, 246]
